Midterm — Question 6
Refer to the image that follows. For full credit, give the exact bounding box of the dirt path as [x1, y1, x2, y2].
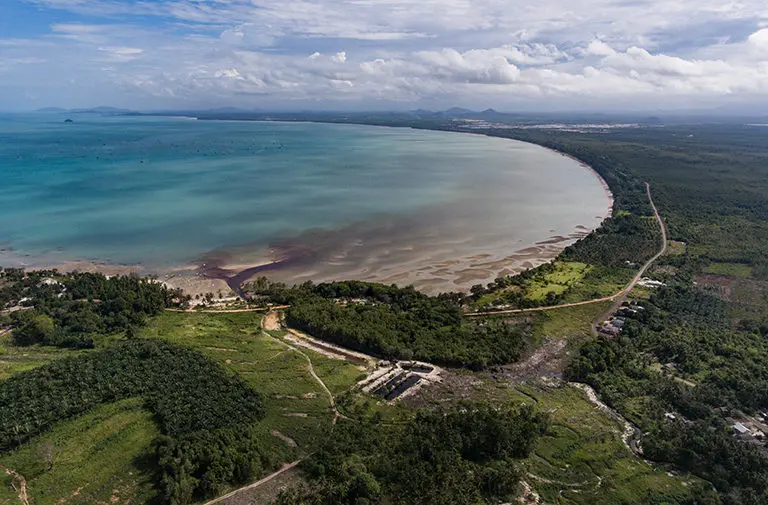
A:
[202, 460, 302, 505]
[270, 430, 297, 447]
[466, 182, 667, 319]
[203, 314, 342, 504]
[165, 305, 290, 314]
[1, 465, 30, 505]
[261, 312, 338, 413]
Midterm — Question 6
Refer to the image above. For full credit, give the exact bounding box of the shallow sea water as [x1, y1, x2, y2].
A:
[0, 113, 611, 291]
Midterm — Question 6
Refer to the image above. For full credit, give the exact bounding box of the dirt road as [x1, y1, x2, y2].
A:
[203, 312, 342, 505]
[202, 460, 302, 505]
[165, 305, 290, 314]
[589, 182, 667, 336]
[466, 182, 667, 320]
[1, 465, 30, 505]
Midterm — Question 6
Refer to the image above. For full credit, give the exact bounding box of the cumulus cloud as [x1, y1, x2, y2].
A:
[3, 0, 768, 109]
[748, 28, 768, 50]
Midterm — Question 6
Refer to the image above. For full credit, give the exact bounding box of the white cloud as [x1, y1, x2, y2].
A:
[586, 40, 616, 57]
[4, 0, 768, 109]
[748, 28, 768, 50]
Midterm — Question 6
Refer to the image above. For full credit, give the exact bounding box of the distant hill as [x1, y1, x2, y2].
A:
[36, 107, 68, 113]
[69, 106, 133, 114]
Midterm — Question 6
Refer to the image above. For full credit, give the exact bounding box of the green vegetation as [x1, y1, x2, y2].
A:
[274, 401, 548, 505]
[493, 125, 768, 505]
[249, 280, 525, 369]
[138, 311, 364, 453]
[469, 198, 660, 311]
[0, 339, 266, 504]
[520, 384, 707, 505]
[5, 119, 768, 505]
[530, 301, 613, 343]
[0, 331, 78, 380]
[0, 398, 158, 505]
[566, 275, 768, 504]
[1, 268, 188, 349]
[702, 262, 753, 278]
[473, 259, 634, 310]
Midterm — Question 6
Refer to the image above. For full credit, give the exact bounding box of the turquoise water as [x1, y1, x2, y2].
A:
[0, 113, 610, 291]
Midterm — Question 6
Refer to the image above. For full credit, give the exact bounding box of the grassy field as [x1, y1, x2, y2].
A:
[530, 301, 612, 344]
[0, 328, 133, 381]
[514, 383, 701, 505]
[526, 261, 592, 300]
[0, 339, 71, 380]
[138, 311, 366, 457]
[0, 398, 158, 505]
[665, 240, 687, 256]
[702, 261, 753, 278]
[409, 374, 700, 504]
[475, 260, 633, 310]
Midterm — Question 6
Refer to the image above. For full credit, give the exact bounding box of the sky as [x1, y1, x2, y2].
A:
[1, 0, 768, 111]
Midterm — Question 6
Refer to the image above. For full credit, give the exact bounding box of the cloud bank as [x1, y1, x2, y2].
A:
[2, 0, 768, 110]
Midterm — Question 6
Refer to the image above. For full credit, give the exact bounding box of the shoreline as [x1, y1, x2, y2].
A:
[3, 224, 600, 297]
[1, 124, 614, 296]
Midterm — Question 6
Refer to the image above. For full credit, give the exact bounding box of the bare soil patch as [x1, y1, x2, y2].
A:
[270, 430, 297, 447]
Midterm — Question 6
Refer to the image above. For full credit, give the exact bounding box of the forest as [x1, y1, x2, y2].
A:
[0, 269, 188, 348]
[496, 124, 768, 505]
[0, 339, 268, 504]
[272, 401, 549, 505]
[247, 279, 526, 368]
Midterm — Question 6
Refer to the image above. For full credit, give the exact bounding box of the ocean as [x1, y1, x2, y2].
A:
[0, 113, 611, 292]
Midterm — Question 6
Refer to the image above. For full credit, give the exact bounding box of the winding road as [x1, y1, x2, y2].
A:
[466, 182, 667, 321]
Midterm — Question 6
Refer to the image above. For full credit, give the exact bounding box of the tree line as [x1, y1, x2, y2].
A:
[273, 401, 549, 505]
[1, 268, 189, 348]
[247, 279, 526, 369]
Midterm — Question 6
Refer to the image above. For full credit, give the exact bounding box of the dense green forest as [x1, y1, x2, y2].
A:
[247, 279, 525, 368]
[0, 339, 267, 504]
[492, 125, 768, 275]
[486, 125, 768, 505]
[273, 401, 548, 505]
[0, 268, 188, 348]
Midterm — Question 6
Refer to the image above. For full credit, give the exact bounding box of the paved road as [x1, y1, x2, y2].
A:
[465, 182, 667, 321]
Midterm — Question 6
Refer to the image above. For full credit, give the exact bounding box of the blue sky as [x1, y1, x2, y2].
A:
[1, 0, 768, 111]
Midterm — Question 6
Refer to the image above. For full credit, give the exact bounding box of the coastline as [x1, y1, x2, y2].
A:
[1, 125, 614, 296]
